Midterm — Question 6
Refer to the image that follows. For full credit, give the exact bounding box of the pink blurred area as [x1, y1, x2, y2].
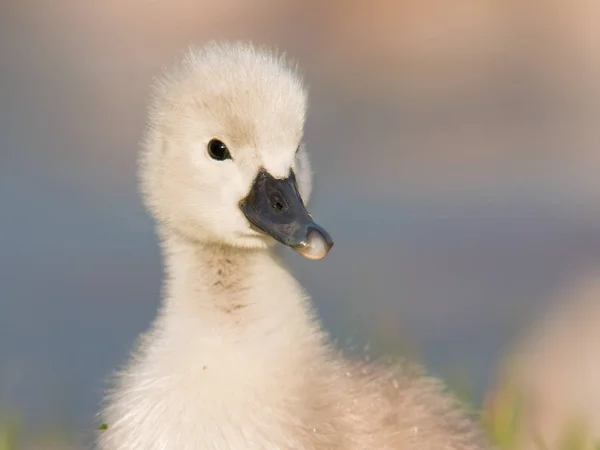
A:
[3, 0, 600, 195]
[487, 269, 600, 448]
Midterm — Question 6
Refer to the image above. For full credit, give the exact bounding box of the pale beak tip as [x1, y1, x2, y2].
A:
[294, 230, 333, 260]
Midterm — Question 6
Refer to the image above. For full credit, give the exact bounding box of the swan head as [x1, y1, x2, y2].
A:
[140, 42, 333, 260]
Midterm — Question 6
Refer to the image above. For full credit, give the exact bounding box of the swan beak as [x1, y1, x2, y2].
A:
[239, 169, 333, 260]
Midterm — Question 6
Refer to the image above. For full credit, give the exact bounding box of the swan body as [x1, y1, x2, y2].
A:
[98, 41, 490, 450]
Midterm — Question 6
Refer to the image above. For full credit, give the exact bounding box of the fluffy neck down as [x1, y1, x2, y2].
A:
[99, 231, 346, 450]
[158, 232, 330, 381]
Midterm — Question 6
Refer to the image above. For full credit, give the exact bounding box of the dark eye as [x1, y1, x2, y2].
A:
[207, 139, 232, 161]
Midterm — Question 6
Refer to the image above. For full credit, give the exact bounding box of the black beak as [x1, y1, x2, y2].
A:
[239, 169, 333, 260]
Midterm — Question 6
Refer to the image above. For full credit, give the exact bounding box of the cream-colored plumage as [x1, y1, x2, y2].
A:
[98, 41, 490, 450]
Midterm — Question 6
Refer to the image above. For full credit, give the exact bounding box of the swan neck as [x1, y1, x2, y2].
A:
[158, 230, 301, 317]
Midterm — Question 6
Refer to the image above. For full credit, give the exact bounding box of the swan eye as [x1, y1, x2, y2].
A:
[207, 139, 232, 161]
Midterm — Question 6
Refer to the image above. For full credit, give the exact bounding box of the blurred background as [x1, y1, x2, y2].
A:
[1, 0, 599, 448]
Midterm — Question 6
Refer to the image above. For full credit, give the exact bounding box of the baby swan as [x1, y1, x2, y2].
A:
[98, 42, 490, 450]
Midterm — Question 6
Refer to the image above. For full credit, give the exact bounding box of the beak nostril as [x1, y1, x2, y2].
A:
[270, 193, 288, 213]
[273, 200, 285, 212]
